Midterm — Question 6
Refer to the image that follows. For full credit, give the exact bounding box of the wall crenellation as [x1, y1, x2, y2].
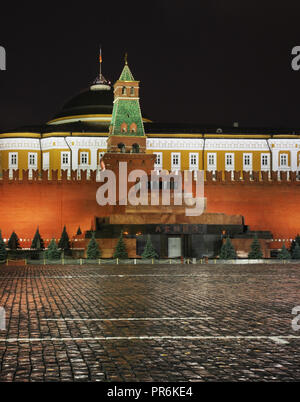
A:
[0, 169, 300, 184]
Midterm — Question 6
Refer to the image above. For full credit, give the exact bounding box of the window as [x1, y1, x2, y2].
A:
[9, 152, 18, 167]
[80, 152, 89, 165]
[122, 86, 126, 95]
[130, 122, 137, 133]
[130, 87, 134, 95]
[118, 143, 125, 153]
[225, 153, 234, 170]
[280, 153, 288, 167]
[132, 143, 140, 153]
[243, 153, 252, 170]
[154, 152, 162, 168]
[121, 122, 127, 133]
[261, 153, 269, 169]
[61, 152, 70, 166]
[28, 152, 37, 168]
[189, 153, 198, 170]
[171, 152, 181, 170]
[207, 152, 217, 170]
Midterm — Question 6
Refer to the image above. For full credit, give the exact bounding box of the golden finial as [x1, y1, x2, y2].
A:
[125, 52, 128, 65]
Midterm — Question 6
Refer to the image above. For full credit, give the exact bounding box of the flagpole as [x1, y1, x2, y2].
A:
[99, 46, 102, 79]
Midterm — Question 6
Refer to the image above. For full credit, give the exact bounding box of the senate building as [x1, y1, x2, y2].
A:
[1, 55, 300, 178]
[1, 54, 300, 258]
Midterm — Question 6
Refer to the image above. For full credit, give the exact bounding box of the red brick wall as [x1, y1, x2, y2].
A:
[204, 182, 300, 249]
[0, 173, 299, 249]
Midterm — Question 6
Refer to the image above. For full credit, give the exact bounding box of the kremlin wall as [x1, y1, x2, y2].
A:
[0, 168, 298, 253]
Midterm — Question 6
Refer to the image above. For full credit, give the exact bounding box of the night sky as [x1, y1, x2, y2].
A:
[1, 0, 300, 131]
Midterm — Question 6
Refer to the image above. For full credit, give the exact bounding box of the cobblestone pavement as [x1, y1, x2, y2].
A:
[0, 264, 300, 382]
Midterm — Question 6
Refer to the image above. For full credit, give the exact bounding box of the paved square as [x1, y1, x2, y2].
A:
[0, 263, 300, 381]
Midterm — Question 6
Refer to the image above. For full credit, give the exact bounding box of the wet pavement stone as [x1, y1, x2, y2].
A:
[0, 263, 300, 381]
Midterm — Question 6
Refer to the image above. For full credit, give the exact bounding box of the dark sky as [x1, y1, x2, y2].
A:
[1, 0, 300, 130]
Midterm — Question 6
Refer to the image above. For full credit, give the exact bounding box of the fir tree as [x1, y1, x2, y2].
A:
[277, 243, 291, 259]
[45, 239, 61, 260]
[76, 226, 82, 236]
[7, 231, 21, 250]
[142, 235, 158, 259]
[248, 235, 263, 259]
[58, 226, 70, 251]
[292, 242, 300, 259]
[113, 231, 128, 259]
[31, 228, 44, 250]
[86, 232, 101, 259]
[290, 234, 300, 254]
[0, 230, 7, 261]
[219, 237, 237, 259]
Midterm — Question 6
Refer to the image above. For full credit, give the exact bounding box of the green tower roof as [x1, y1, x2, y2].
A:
[119, 63, 135, 81]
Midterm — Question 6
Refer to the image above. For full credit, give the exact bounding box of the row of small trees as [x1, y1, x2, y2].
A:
[86, 231, 158, 260]
[3, 227, 300, 261]
[220, 234, 300, 260]
[0, 226, 78, 261]
[0, 227, 158, 261]
[0, 226, 81, 251]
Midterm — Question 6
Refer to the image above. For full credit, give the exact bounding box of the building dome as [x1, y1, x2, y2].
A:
[47, 74, 114, 125]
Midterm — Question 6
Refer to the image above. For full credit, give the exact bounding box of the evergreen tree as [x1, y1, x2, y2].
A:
[86, 232, 101, 259]
[7, 231, 21, 250]
[76, 226, 82, 236]
[45, 239, 61, 260]
[58, 226, 70, 251]
[113, 231, 128, 259]
[290, 234, 300, 254]
[248, 235, 263, 259]
[292, 242, 300, 259]
[277, 243, 291, 259]
[0, 230, 7, 261]
[142, 235, 158, 259]
[31, 228, 44, 250]
[219, 237, 237, 259]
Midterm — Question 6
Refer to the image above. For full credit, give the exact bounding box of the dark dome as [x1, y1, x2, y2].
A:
[50, 86, 114, 122]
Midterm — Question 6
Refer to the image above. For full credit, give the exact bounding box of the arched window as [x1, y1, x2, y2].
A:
[130, 122, 137, 133]
[132, 143, 140, 153]
[130, 87, 134, 95]
[118, 143, 126, 153]
[121, 122, 127, 133]
[122, 86, 126, 95]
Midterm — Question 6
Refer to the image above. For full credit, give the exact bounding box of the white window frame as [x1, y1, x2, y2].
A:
[61, 151, 70, 168]
[261, 153, 270, 170]
[279, 153, 288, 169]
[171, 152, 181, 171]
[80, 152, 89, 166]
[225, 152, 234, 171]
[28, 152, 37, 169]
[9, 152, 18, 168]
[153, 152, 163, 170]
[189, 153, 199, 171]
[207, 152, 217, 171]
[243, 153, 252, 171]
